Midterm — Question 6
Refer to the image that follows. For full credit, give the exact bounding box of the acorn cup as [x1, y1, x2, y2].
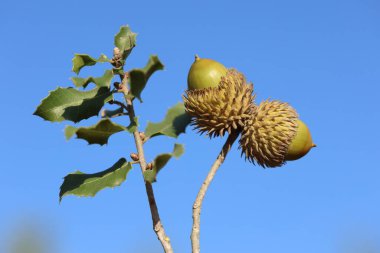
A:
[239, 100, 316, 168]
[184, 68, 256, 137]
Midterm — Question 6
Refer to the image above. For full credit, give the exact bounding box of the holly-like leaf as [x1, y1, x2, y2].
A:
[145, 102, 191, 139]
[64, 119, 127, 145]
[34, 87, 113, 123]
[71, 70, 114, 89]
[129, 55, 164, 102]
[72, 54, 110, 75]
[65, 117, 138, 144]
[59, 158, 132, 201]
[144, 144, 184, 183]
[114, 26, 137, 60]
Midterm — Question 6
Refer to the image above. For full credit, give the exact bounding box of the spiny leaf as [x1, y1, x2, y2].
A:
[144, 143, 184, 183]
[59, 158, 132, 201]
[64, 119, 129, 145]
[129, 55, 164, 102]
[34, 87, 113, 123]
[71, 70, 114, 89]
[145, 102, 191, 139]
[114, 26, 137, 60]
[72, 54, 110, 75]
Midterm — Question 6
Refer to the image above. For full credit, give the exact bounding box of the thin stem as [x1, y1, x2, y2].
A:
[108, 99, 129, 111]
[121, 73, 174, 253]
[191, 131, 240, 253]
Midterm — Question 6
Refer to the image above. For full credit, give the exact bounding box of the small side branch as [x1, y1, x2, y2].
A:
[121, 73, 174, 253]
[108, 99, 129, 111]
[191, 131, 239, 253]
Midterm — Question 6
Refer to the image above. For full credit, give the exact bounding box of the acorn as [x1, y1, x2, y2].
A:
[285, 119, 316, 161]
[239, 100, 299, 168]
[239, 100, 316, 167]
[184, 67, 255, 137]
[187, 55, 228, 90]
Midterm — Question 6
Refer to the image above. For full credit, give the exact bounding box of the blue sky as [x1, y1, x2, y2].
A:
[1, 0, 380, 252]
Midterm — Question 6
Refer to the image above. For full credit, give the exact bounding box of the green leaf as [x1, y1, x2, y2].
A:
[64, 125, 77, 140]
[145, 102, 191, 139]
[59, 158, 132, 201]
[129, 55, 164, 102]
[71, 70, 114, 89]
[64, 119, 127, 145]
[72, 54, 110, 75]
[34, 87, 113, 123]
[144, 144, 184, 183]
[114, 26, 137, 60]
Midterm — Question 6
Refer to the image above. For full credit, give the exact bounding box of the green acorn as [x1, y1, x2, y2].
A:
[184, 68, 255, 137]
[285, 119, 316, 161]
[187, 55, 228, 90]
[239, 100, 299, 167]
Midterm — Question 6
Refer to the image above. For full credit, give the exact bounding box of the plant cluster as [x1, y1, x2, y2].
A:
[34, 26, 192, 252]
[34, 25, 315, 253]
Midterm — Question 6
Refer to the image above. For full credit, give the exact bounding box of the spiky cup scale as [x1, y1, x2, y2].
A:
[239, 100, 299, 167]
[184, 69, 256, 137]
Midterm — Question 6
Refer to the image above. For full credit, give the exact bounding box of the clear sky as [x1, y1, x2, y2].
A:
[1, 0, 380, 252]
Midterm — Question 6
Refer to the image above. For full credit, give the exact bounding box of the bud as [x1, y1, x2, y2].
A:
[139, 132, 146, 142]
[146, 163, 153, 170]
[113, 47, 121, 57]
[130, 153, 139, 161]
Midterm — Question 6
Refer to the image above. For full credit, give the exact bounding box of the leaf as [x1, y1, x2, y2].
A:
[71, 70, 114, 89]
[72, 54, 110, 75]
[59, 158, 132, 201]
[145, 102, 191, 139]
[144, 144, 184, 183]
[34, 87, 113, 123]
[129, 55, 164, 102]
[64, 119, 127, 145]
[114, 26, 137, 60]
[64, 125, 77, 140]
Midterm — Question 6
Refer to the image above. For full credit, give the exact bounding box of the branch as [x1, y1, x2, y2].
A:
[191, 131, 239, 253]
[121, 73, 174, 253]
[108, 99, 129, 111]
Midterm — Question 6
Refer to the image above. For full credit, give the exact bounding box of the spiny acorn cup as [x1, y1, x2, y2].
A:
[183, 67, 256, 138]
[239, 100, 299, 168]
